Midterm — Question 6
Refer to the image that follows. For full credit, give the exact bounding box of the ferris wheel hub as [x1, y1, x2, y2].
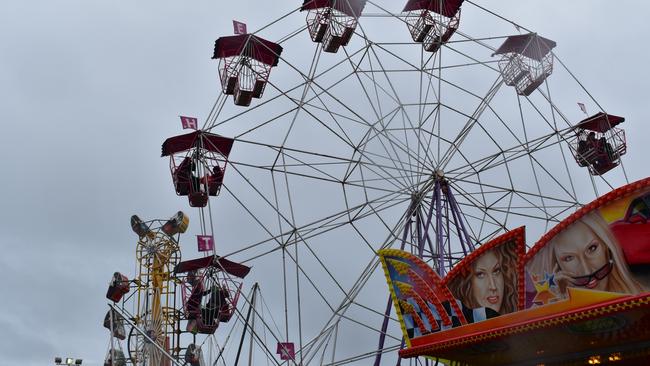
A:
[144, 329, 156, 343]
[146, 245, 157, 256]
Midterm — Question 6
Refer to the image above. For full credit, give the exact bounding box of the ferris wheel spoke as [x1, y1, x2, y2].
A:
[457, 190, 573, 227]
[420, 51, 443, 174]
[453, 164, 580, 210]
[221, 192, 415, 358]
[299, 195, 411, 246]
[518, 92, 563, 228]
[444, 38, 500, 75]
[273, 45, 377, 126]
[235, 190, 411, 267]
[243, 219, 406, 364]
[225, 147, 403, 233]
[359, 45, 439, 180]
[442, 183, 505, 241]
[273, 44, 335, 158]
[321, 345, 402, 366]
[534, 88, 574, 131]
[439, 77, 504, 169]
[208, 44, 371, 134]
[452, 178, 581, 211]
[204, 90, 229, 131]
[274, 152, 305, 362]
[489, 147, 578, 206]
[357, 147, 428, 192]
[290, 217, 424, 364]
[341, 46, 428, 188]
[222, 186, 410, 262]
[352, 41, 504, 180]
[275, 22, 309, 44]
[349, 131, 435, 194]
[540, 81, 581, 201]
[234, 274, 401, 366]
[227, 148, 416, 202]
[367, 42, 489, 101]
[359, 123, 434, 171]
[447, 126, 574, 179]
[361, 120, 422, 188]
[229, 286, 292, 366]
[256, 48, 464, 189]
[223, 183, 418, 360]
[219, 179, 291, 246]
[451, 180, 575, 230]
[350, 24, 506, 176]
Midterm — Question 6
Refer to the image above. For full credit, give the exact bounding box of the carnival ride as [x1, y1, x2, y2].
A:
[103, 212, 251, 366]
[102, 0, 640, 365]
[380, 178, 650, 365]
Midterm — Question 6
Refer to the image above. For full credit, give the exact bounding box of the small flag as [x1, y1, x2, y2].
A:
[233, 20, 247, 35]
[577, 102, 588, 115]
[276, 342, 295, 360]
[180, 116, 198, 130]
[197, 235, 214, 252]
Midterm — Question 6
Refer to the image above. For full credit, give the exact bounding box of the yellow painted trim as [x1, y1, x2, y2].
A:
[378, 250, 413, 348]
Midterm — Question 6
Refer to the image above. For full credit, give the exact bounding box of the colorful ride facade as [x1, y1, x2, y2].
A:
[380, 177, 650, 365]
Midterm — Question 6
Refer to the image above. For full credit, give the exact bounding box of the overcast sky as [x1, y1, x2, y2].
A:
[1, 1, 649, 365]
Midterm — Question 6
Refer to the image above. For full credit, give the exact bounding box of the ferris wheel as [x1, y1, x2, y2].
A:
[124, 215, 184, 366]
[106, 1, 631, 365]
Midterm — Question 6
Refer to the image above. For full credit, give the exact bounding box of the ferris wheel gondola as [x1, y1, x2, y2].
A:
[300, 0, 367, 53]
[403, 0, 462, 53]
[106, 272, 130, 303]
[492, 32, 556, 96]
[103, 309, 126, 340]
[184, 343, 205, 366]
[212, 34, 283, 106]
[175, 256, 250, 334]
[162, 131, 234, 207]
[570, 112, 626, 175]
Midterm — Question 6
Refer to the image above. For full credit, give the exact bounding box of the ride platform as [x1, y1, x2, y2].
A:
[400, 289, 650, 365]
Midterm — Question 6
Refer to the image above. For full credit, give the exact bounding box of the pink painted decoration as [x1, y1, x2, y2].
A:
[197, 235, 214, 252]
[180, 116, 198, 130]
[276, 342, 295, 360]
[233, 20, 247, 35]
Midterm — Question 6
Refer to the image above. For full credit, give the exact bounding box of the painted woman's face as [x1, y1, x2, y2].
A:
[471, 251, 504, 312]
[552, 223, 610, 291]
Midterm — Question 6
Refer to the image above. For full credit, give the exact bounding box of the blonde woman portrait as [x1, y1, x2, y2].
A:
[527, 211, 644, 299]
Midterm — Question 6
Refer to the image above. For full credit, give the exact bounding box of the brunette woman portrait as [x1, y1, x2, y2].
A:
[449, 241, 519, 315]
